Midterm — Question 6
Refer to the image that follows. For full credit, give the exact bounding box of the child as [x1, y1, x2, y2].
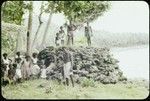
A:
[14, 58, 22, 83]
[31, 53, 40, 79]
[61, 47, 74, 87]
[59, 26, 65, 46]
[2, 53, 11, 76]
[55, 32, 61, 46]
[21, 55, 32, 80]
[40, 60, 47, 79]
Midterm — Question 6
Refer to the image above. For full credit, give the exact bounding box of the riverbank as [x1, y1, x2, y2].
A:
[2, 79, 149, 99]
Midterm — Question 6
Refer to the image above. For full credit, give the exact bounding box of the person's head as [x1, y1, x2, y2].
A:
[3, 53, 8, 58]
[16, 58, 21, 63]
[16, 52, 20, 57]
[25, 55, 30, 61]
[60, 26, 63, 30]
[32, 53, 38, 58]
[56, 33, 59, 36]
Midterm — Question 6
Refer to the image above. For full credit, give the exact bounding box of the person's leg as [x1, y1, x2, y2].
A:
[70, 75, 74, 87]
[66, 78, 69, 86]
[86, 36, 88, 46]
[71, 36, 74, 45]
[89, 37, 91, 46]
[67, 36, 70, 45]
[87, 37, 91, 46]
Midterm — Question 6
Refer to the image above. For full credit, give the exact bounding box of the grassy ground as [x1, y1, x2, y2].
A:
[2, 79, 149, 99]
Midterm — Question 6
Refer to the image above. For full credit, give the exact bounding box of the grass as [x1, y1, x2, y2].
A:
[2, 79, 149, 99]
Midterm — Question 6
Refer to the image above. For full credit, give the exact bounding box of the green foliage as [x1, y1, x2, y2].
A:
[1, 30, 16, 54]
[81, 78, 96, 87]
[1, 1, 29, 25]
[43, 1, 110, 24]
[53, 1, 110, 24]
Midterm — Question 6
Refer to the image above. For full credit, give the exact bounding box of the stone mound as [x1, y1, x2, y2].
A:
[37, 46, 127, 84]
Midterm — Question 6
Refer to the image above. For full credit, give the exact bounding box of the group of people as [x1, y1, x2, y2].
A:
[2, 52, 41, 84]
[55, 21, 93, 46]
[1, 47, 74, 87]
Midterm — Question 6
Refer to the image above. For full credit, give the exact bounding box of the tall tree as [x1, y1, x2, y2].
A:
[27, 1, 33, 56]
[32, 1, 44, 49]
[1, 1, 27, 55]
[40, 1, 56, 48]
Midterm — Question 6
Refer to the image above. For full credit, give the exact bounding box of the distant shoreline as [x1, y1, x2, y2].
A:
[110, 44, 149, 52]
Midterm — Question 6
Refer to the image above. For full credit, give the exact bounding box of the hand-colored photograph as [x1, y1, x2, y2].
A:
[1, 1, 149, 100]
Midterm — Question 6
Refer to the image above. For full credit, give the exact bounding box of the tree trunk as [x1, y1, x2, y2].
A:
[27, 1, 33, 56]
[32, 2, 43, 49]
[14, 31, 20, 58]
[1, 2, 7, 19]
[41, 7, 54, 48]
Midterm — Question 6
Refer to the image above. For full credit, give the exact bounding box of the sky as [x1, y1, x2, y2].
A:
[31, 1, 149, 33]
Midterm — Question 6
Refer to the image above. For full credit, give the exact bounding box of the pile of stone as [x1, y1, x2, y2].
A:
[37, 46, 127, 84]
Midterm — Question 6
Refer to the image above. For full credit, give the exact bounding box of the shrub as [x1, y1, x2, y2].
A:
[81, 78, 96, 87]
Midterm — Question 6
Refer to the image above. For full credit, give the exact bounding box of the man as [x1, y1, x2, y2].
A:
[61, 47, 74, 87]
[59, 26, 65, 46]
[85, 22, 93, 46]
[67, 20, 77, 46]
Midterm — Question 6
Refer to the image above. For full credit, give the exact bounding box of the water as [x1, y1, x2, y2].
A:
[111, 45, 149, 80]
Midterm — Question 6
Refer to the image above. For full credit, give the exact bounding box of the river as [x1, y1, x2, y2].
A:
[111, 45, 149, 81]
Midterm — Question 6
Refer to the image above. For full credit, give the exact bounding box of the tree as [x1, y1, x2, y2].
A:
[55, 1, 110, 27]
[40, 1, 56, 48]
[31, 1, 44, 49]
[53, 1, 110, 45]
[27, 1, 33, 56]
[1, 1, 28, 56]
[1, 1, 25, 25]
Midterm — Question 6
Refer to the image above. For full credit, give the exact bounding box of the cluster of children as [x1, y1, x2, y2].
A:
[1, 47, 74, 87]
[1, 52, 47, 85]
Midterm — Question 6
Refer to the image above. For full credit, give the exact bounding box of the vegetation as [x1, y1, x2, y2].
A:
[2, 79, 149, 99]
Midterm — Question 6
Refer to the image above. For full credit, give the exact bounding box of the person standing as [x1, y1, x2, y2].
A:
[40, 60, 47, 79]
[55, 32, 61, 46]
[14, 58, 22, 83]
[61, 47, 74, 87]
[85, 22, 93, 46]
[2, 53, 11, 77]
[67, 21, 77, 46]
[31, 53, 41, 79]
[59, 26, 65, 46]
[21, 55, 32, 80]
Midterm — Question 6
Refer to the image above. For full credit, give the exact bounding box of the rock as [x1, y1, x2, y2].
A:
[37, 46, 126, 84]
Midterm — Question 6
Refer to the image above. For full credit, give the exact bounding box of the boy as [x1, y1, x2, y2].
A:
[21, 55, 32, 80]
[61, 47, 74, 87]
[31, 53, 41, 79]
[55, 32, 61, 46]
